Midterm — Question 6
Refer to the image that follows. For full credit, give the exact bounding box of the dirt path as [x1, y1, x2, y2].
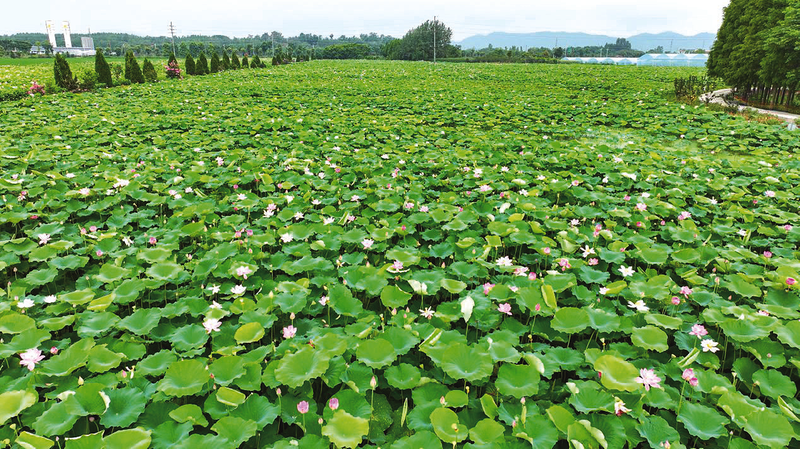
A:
[700, 88, 799, 126]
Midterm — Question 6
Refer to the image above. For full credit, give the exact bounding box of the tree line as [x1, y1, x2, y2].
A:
[708, 0, 800, 108]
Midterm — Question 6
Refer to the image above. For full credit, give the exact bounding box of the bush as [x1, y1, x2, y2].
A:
[142, 59, 158, 83]
[251, 55, 262, 68]
[53, 53, 77, 90]
[111, 64, 123, 84]
[185, 54, 196, 75]
[165, 60, 182, 79]
[168, 53, 177, 66]
[210, 52, 220, 73]
[231, 53, 241, 69]
[674, 75, 720, 101]
[28, 81, 45, 96]
[124, 51, 145, 84]
[78, 69, 98, 90]
[196, 52, 209, 75]
[222, 52, 231, 70]
[94, 48, 113, 88]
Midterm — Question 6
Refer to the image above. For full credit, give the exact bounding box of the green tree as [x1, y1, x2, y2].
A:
[390, 20, 454, 61]
[241, 55, 249, 68]
[196, 52, 209, 75]
[251, 54, 262, 68]
[210, 52, 221, 73]
[142, 58, 158, 82]
[222, 52, 231, 70]
[53, 53, 77, 90]
[168, 53, 177, 66]
[124, 51, 145, 83]
[231, 52, 241, 69]
[94, 48, 113, 87]
[185, 54, 196, 75]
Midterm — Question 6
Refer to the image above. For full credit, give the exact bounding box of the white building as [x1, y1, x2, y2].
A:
[562, 53, 709, 67]
[46, 20, 96, 57]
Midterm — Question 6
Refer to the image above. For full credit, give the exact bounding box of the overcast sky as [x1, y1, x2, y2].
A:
[4, 0, 730, 41]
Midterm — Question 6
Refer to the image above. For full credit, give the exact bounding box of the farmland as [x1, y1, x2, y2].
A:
[1, 60, 799, 448]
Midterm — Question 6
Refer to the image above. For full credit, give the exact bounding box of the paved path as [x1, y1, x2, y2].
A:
[700, 88, 799, 126]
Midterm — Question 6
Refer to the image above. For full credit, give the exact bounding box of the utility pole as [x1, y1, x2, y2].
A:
[168, 22, 177, 56]
[432, 16, 437, 63]
[272, 33, 275, 58]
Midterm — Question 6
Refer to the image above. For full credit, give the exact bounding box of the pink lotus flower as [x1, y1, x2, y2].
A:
[149, 237, 157, 245]
[498, 303, 512, 315]
[689, 324, 708, 338]
[635, 368, 662, 391]
[19, 348, 45, 371]
[329, 398, 339, 410]
[558, 258, 571, 271]
[534, 304, 541, 312]
[680, 286, 692, 297]
[283, 325, 297, 339]
[671, 296, 681, 305]
[483, 283, 495, 295]
[543, 247, 551, 255]
[588, 258, 599, 266]
[297, 401, 309, 414]
[788, 277, 797, 286]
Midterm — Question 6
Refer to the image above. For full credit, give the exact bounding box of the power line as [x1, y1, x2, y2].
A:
[168, 22, 177, 56]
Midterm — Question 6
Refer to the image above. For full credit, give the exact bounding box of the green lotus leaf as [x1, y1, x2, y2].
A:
[212, 416, 258, 447]
[169, 404, 208, 426]
[15, 431, 55, 449]
[171, 324, 209, 351]
[0, 312, 35, 334]
[569, 387, 614, 413]
[551, 307, 589, 334]
[64, 431, 104, 449]
[645, 314, 683, 330]
[137, 350, 178, 377]
[722, 274, 762, 298]
[117, 308, 162, 335]
[216, 386, 246, 407]
[96, 263, 131, 283]
[720, 318, 770, 342]
[329, 284, 363, 317]
[381, 327, 420, 355]
[32, 401, 79, 436]
[39, 338, 95, 376]
[440, 342, 493, 382]
[104, 428, 152, 449]
[593, 354, 640, 392]
[101, 387, 148, 428]
[356, 338, 397, 369]
[631, 326, 669, 352]
[515, 415, 560, 448]
[24, 267, 58, 286]
[275, 346, 330, 388]
[469, 418, 505, 445]
[210, 356, 245, 385]
[0, 390, 37, 425]
[146, 262, 186, 282]
[385, 363, 422, 390]
[677, 401, 730, 440]
[157, 359, 210, 397]
[322, 410, 370, 448]
[429, 408, 468, 444]
[578, 265, 610, 284]
[636, 415, 680, 449]
[743, 409, 795, 448]
[440, 278, 466, 294]
[774, 320, 800, 349]
[86, 344, 124, 373]
[228, 394, 280, 429]
[495, 363, 540, 398]
[234, 322, 264, 344]
[752, 369, 796, 399]
[60, 289, 95, 306]
[568, 420, 607, 449]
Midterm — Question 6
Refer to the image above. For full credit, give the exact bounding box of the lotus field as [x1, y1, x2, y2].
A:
[2, 60, 800, 448]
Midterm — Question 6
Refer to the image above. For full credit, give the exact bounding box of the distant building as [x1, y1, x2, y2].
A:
[46, 20, 96, 56]
[562, 53, 708, 67]
[30, 45, 47, 55]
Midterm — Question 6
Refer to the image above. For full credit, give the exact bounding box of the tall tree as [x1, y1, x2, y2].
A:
[210, 52, 221, 73]
[222, 52, 231, 70]
[142, 58, 158, 82]
[389, 20, 456, 61]
[196, 52, 209, 75]
[124, 51, 145, 84]
[185, 54, 196, 75]
[94, 48, 113, 87]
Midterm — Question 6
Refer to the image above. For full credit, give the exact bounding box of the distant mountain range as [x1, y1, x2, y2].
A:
[455, 31, 716, 52]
